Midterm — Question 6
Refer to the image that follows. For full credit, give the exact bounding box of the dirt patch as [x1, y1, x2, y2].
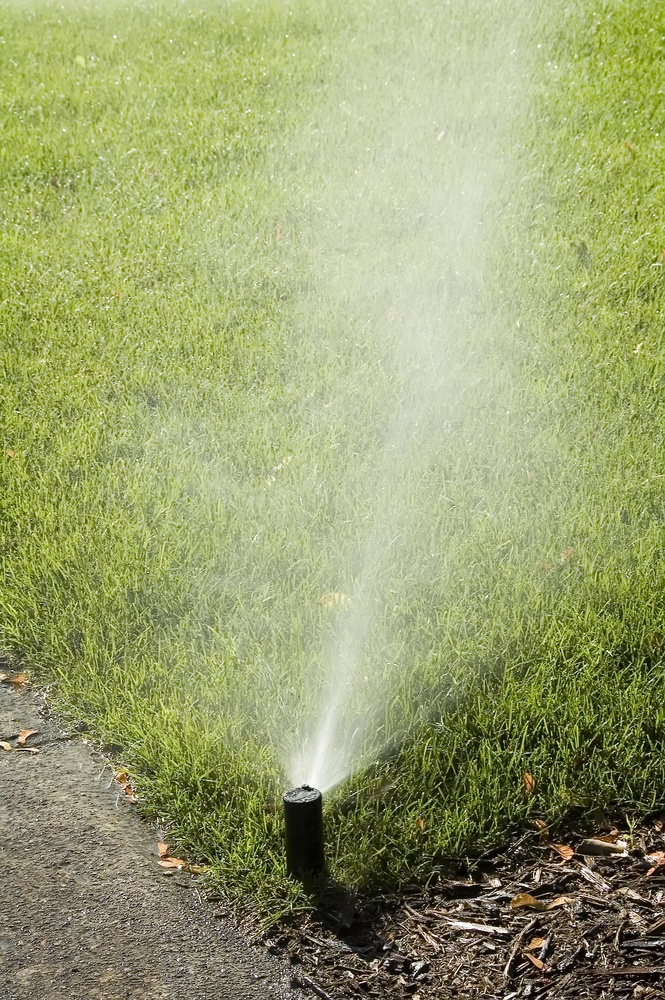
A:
[0, 683, 295, 1000]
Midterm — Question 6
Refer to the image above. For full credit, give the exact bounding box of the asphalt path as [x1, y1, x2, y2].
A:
[0, 683, 296, 1000]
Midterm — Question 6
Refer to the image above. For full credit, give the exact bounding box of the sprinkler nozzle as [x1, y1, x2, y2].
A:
[283, 785, 324, 878]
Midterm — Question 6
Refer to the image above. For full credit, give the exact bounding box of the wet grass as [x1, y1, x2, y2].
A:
[1, 0, 664, 913]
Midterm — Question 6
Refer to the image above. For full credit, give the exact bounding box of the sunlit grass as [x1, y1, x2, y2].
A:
[1, 0, 664, 913]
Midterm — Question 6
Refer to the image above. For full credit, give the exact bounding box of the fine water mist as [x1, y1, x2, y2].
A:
[282, 0, 544, 793]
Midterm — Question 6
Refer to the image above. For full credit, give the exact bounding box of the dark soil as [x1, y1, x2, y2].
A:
[0, 681, 296, 1000]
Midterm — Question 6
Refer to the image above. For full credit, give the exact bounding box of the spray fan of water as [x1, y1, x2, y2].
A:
[272, 0, 544, 795]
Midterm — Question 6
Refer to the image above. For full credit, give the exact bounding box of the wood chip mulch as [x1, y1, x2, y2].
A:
[258, 815, 665, 1000]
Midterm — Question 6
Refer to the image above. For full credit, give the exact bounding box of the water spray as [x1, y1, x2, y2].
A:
[283, 785, 325, 878]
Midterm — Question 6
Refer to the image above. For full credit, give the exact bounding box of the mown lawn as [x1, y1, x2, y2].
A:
[1, 0, 664, 913]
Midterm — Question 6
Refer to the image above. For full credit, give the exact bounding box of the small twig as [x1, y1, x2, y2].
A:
[298, 974, 339, 1000]
[504, 917, 539, 978]
[404, 903, 432, 924]
[593, 966, 663, 977]
[429, 914, 511, 938]
[576, 863, 611, 894]
[538, 934, 551, 963]
[413, 924, 445, 953]
[613, 915, 627, 951]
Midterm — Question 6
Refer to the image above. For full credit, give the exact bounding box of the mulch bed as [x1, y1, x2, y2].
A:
[256, 816, 665, 999]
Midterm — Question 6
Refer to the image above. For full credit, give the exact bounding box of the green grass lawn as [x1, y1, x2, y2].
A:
[1, 0, 665, 913]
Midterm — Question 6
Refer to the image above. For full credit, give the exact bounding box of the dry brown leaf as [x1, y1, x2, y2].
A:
[511, 893, 546, 911]
[157, 842, 169, 857]
[157, 856, 207, 875]
[523, 773, 535, 796]
[114, 770, 138, 803]
[532, 819, 549, 842]
[550, 843, 575, 862]
[0, 741, 12, 751]
[0, 674, 7, 682]
[17, 729, 38, 746]
[546, 895, 575, 910]
[5, 449, 15, 460]
[525, 953, 547, 971]
[596, 829, 621, 843]
[526, 937, 547, 952]
[319, 592, 350, 607]
[416, 817, 425, 832]
[559, 546, 575, 563]
[7, 674, 29, 687]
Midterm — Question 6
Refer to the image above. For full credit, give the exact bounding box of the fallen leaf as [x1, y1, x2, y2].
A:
[5, 449, 15, 459]
[595, 829, 621, 843]
[0, 741, 12, 751]
[0, 674, 7, 682]
[320, 592, 351, 607]
[523, 773, 535, 796]
[416, 817, 425, 832]
[17, 729, 38, 746]
[158, 856, 207, 875]
[114, 769, 138, 803]
[526, 954, 547, 971]
[526, 937, 546, 952]
[546, 895, 575, 910]
[157, 842, 169, 857]
[6, 674, 29, 687]
[550, 843, 575, 862]
[646, 851, 665, 866]
[511, 893, 546, 911]
[559, 546, 575, 564]
[532, 819, 549, 841]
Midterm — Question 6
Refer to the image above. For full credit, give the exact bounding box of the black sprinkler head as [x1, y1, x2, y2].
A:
[283, 785, 324, 878]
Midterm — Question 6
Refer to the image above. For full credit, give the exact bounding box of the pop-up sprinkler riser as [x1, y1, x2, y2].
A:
[283, 785, 324, 878]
